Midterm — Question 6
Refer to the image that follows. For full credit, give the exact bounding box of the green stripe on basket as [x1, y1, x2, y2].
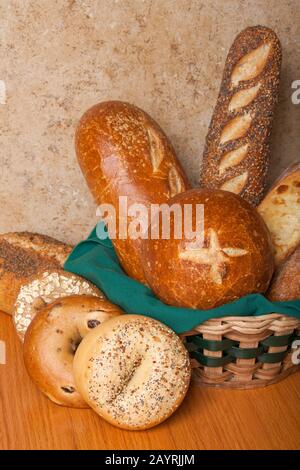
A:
[191, 351, 234, 367]
[186, 336, 236, 351]
[192, 348, 288, 366]
[229, 345, 264, 359]
[257, 351, 287, 363]
[261, 334, 293, 347]
[187, 333, 299, 353]
[188, 331, 300, 366]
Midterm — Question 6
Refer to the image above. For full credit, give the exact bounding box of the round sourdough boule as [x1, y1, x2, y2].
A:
[23, 296, 123, 408]
[13, 269, 103, 340]
[142, 188, 274, 309]
[73, 314, 191, 430]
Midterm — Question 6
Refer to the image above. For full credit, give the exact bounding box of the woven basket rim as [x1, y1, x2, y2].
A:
[184, 313, 300, 336]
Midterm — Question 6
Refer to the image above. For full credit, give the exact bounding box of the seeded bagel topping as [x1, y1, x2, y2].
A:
[84, 317, 191, 429]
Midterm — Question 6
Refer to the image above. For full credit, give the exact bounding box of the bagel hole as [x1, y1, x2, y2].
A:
[106, 356, 143, 404]
[69, 333, 82, 355]
[32, 297, 47, 312]
[61, 386, 75, 394]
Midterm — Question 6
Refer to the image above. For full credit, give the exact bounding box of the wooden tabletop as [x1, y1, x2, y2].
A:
[1, 310, 299, 450]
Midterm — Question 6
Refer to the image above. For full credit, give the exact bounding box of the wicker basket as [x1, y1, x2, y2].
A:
[182, 313, 300, 389]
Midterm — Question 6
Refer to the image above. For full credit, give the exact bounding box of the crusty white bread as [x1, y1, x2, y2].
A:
[199, 26, 282, 206]
[267, 246, 300, 301]
[258, 162, 300, 266]
[75, 101, 190, 284]
[0, 232, 72, 315]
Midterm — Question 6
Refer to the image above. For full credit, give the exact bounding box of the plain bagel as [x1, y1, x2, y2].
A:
[73, 314, 191, 430]
[23, 295, 123, 408]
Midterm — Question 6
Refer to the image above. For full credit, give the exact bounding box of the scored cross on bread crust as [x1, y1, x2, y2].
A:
[142, 189, 274, 310]
[179, 229, 248, 285]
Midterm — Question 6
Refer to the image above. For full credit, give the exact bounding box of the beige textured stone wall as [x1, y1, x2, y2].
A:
[0, 0, 299, 244]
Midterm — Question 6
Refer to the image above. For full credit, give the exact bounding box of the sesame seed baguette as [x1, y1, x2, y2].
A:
[0, 232, 73, 315]
[199, 25, 282, 206]
[76, 101, 191, 284]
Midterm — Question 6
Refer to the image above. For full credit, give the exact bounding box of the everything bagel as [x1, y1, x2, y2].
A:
[73, 314, 191, 430]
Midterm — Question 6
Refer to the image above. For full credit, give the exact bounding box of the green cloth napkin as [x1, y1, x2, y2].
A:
[64, 225, 300, 334]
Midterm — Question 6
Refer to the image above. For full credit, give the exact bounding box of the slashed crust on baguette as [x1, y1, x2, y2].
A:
[200, 26, 282, 206]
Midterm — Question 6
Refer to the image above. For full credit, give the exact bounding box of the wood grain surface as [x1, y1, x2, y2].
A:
[0, 310, 299, 450]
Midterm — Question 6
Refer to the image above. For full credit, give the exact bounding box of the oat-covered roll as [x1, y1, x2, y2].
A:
[13, 269, 103, 340]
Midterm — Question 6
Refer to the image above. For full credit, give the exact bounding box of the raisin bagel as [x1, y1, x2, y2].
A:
[23, 295, 123, 408]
